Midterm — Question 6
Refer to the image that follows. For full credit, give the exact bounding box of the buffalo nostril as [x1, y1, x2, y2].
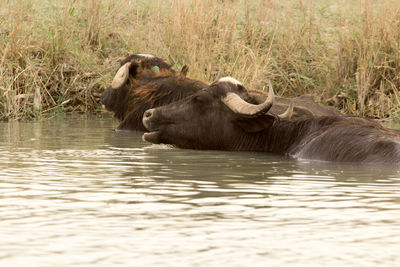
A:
[144, 109, 153, 119]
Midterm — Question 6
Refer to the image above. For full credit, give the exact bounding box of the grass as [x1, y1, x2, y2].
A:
[0, 0, 399, 121]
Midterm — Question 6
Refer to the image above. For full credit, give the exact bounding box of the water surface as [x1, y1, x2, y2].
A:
[0, 114, 399, 266]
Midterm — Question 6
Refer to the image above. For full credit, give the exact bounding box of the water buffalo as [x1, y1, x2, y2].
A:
[101, 54, 208, 131]
[101, 54, 342, 131]
[142, 77, 400, 164]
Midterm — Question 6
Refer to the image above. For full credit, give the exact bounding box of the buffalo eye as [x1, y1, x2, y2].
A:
[190, 95, 210, 114]
[191, 95, 204, 104]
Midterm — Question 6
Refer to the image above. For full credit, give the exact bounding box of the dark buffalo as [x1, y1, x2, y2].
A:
[142, 77, 400, 164]
[101, 54, 208, 131]
[101, 54, 342, 131]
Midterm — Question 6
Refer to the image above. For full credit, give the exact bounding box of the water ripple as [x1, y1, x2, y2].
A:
[0, 115, 399, 266]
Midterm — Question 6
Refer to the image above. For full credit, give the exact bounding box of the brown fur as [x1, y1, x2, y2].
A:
[101, 54, 207, 131]
[118, 74, 207, 131]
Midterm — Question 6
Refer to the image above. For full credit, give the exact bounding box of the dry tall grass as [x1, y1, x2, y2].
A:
[0, 0, 399, 120]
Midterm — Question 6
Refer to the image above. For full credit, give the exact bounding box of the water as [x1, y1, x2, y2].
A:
[0, 114, 399, 266]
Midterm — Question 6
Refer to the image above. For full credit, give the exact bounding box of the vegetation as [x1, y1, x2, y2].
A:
[1, 0, 399, 121]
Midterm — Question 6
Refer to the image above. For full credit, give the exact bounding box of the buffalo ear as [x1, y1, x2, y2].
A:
[235, 114, 276, 133]
[180, 65, 189, 78]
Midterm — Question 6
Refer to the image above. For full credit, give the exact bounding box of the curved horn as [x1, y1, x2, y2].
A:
[222, 82, 275, 117]
[111, 62, 131, 89]
[278, 101, 294, 120]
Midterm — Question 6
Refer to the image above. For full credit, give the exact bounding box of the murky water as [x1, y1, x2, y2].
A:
[0, 114, 399, 266]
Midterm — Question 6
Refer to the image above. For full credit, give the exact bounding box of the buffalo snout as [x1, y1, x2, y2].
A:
[142, 108, 163, 144]
[142, 108, 155, 130]
[144, 109, 154, 119]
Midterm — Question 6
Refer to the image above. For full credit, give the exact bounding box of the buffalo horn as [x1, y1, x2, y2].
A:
[111, 62, 131, 89]
[278, 101, 294, 120]
[222, 82, 275, 117]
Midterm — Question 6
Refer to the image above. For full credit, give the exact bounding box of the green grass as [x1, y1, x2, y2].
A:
[1, 0, 399, 121]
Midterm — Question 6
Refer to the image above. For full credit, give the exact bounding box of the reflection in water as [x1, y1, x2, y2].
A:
[0, 114, 399, 266]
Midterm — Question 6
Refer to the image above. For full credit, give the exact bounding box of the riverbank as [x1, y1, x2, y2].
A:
[1, 0, 399, 121]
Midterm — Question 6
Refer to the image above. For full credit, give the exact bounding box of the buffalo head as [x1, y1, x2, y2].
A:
[100, 53, 207, 131]
[142, 77, 290, 150]
[101, 54, 175, 113]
